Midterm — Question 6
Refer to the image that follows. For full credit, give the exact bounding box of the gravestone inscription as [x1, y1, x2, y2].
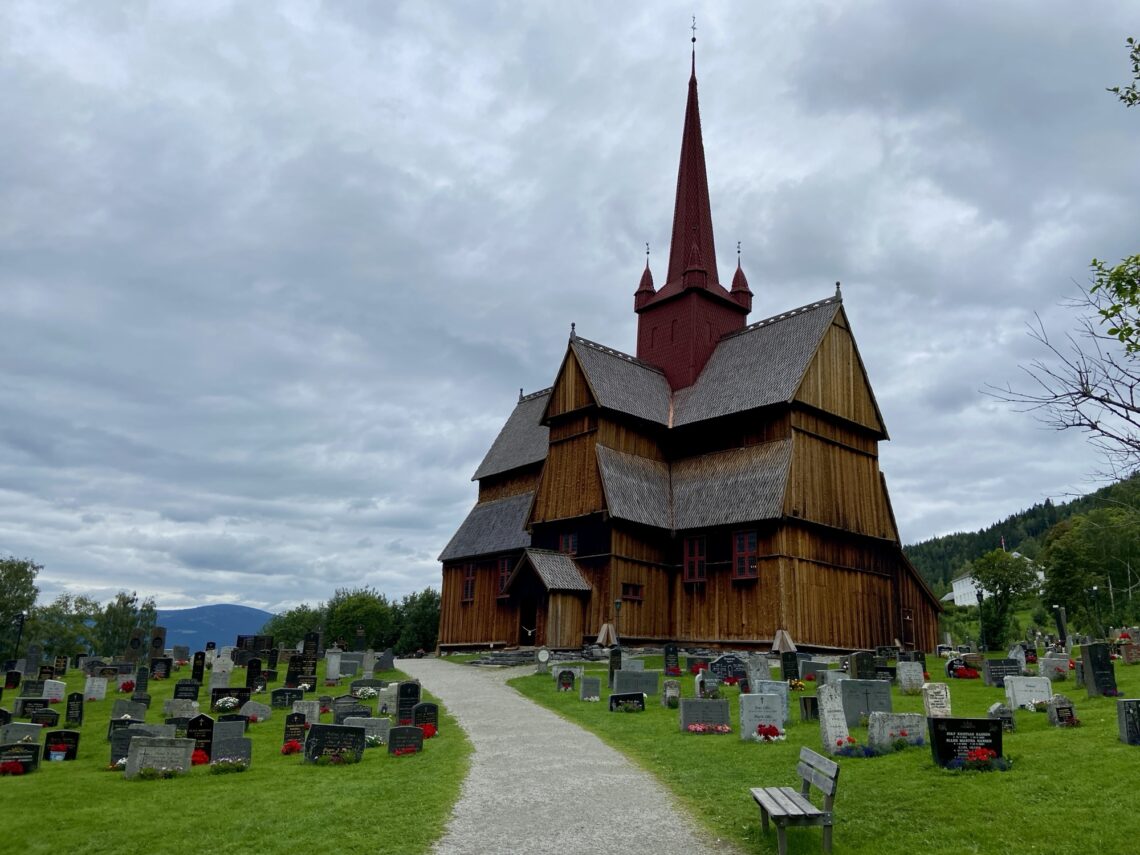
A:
[65, 693, 83, 726]
[283, 712, 306, 744]
[305, 723, 365, 763]
[608, 692, 646, 712]
[739, 693, 784, 740]
[928, 717, 1003, 767]
[43, 728, 80, 760]
[983, 659, 1021, 688]
[922, 683, 952, 718]
[839, 679, 892, 729]
[678, 698, 730, 731]
[387, 725, 423, 756]
[124, 736, 193, 779]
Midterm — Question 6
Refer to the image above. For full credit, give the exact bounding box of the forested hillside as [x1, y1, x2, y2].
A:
[904, 476, 1140, 591]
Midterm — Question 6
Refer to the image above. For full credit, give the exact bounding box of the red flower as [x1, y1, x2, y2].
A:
[48, 697, 61, 704]
[304, 722, 311, 730]
[805, 673, 815, 681]
[723, 676, 738, 686]
[846, 736, 856, 744]
[422, 723, 438, 739]
[319, 706, 331, 715]
[1069, 659, 1076, 669]
[191, 749, 209, 766]
[923, 672, 931, 680]
[0, 761, 25, 776]
[689, 664, 707, 675]
[281, 740, 303, 756]
[966, 747, 997, 763]
[836, 738, 844, 746]
[899, 729, 908, 737]
[119, 681, 135, 693]
[399, 719, 412, 726]
[248, 715, 259, 724]
[393, 747, 418, 757]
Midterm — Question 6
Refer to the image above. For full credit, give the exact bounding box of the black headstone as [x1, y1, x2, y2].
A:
[709, 654, 749, 681]
[174, 680, 201, 701]
[334, 705, 372, 725]
[609, 647, 622, 689]
[210, 687, 252, 712]
[305, 723, 365, 763]
[65, 692, 84, 726]
[165, 717, 191, 738]
[5, 671, 20, 690]
[663, 643, 680, 675]
[245, 658, 263, 690]
[187, 714, 215, 758]
[387, 725, 423, 756]
[397, 682, 421, 724]
[412, 702, 439, 730]
[780, 651, 798, 682]
[609, 692, 646, 712]
[285, 655, 303, 687]
[556, 670, 575, 692]
[983, 659, 1020, 688]
[272, 687, 303, 709]
[0, 741, 41, 772]
[1118, 699, 1140, 745]
[150, 657, 173, 680]
[928, 717, 1003, 767]
[31, 708, 60, 727]
[44, 729, 80, 761]
[850, 651, 877, 681]
[283, 712, 306, 745]
[1082, 643, 1118, 698]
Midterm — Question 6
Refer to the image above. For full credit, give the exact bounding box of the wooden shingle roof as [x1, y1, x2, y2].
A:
[437, 491, 534, 562]
[472, 389, 551, 480]
[570, 338, 672, 425]
[596, 440, 792, 531]
[506, 548, 592, 592]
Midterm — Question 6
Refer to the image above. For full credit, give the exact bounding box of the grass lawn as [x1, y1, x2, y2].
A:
[2, 662, 471, 855]
[512, 654, 1140, 855]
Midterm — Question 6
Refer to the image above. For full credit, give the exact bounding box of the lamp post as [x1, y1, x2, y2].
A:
[613, 598, 622, 642]
[976, 588, 985, 653]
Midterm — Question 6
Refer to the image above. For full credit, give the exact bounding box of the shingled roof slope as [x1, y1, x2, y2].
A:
[472, 390, 551, 480]
[571, 338, 671, 426]
[596, 445, 671, 529]
[438, 491, 533, 561]
[673, 298, 840, 426]
[507, 548, 592, 592]
[672, 441, 792, 529]
[596, 440, 791, 531]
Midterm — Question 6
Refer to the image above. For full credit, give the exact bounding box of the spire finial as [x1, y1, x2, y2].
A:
[646, 241, 650, 264]
[835, 281, 842, 298]
[737, 241, 741, 263]
[570, 321, 576, 337]
[690, 16, 697, 74]
[519, 387, 524, 402]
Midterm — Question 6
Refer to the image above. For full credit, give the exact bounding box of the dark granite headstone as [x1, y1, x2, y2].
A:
[191, 652, 206, 683]
[928, 717, 1003, 767]
[709, 654, 749, 682]
[285, 655, 304, 687]
[0, 741, 41, 773]
[609, 692, 646, 712]
[53, 655, 68, 676]
[165, 717, 191, 738]
[149, 626, 167, 657]
[1118, 699, 1140, 745]
[283, 712, 306, 744]
[679, 698, 731, 731]
[663, 643, 680, 674]
[150, 657, 173, 680]
[412, 702, 439, 730]
[186, 714, 214, 758]
[780, 651, 798, 681]
[135, 666, 150, 694]
[245, 658, 263, 689]
[334, 704, 372, 725]
[20, 679, 44, 697]
[19, 698, 50, 718]
[305, 723, 365, 762]
[210, 687, 252, 712]
[5, 671, 20, 690]
[37, 665, 55, 680]
[396, 681, 421, 724]
[579, 676, 601, 700]
[799, 694, 819, 722]
[174, 680, 200, 701]
[608, 647, 622, 689]
[850, 651, 877, 681]
[210, 736, 252, 765]
[65, 693, 84, 726]
[376, 648, 396, 672]
[556, 669, 575, 692]
[1082, 643, 1117, 698]
[44, 728, 80, 761]
[0, 708, 10, 727]
[31, 708, 60, 727]
[106, 716, 145, 741]
[387, 725, 423, 756]
[272, 687, 303, 709]
[983, 659, 1021, 688]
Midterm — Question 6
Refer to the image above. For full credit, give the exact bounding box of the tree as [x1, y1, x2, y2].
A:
[259, 603, 325, 649]
[0, 556, 40, 658]
[969, 549, 1039, 648]
[324, 587, 396, 650]
[990, 39, 1140, 475]
[394, 588, 441, 654]
[90, 591, 157, 656]
[27, 593, 100, 656]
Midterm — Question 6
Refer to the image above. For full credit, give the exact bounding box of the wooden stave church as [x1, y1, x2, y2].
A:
[437, 52, 940, 653]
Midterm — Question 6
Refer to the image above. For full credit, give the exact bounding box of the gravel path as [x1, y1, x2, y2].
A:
[399, 658, 745, 855]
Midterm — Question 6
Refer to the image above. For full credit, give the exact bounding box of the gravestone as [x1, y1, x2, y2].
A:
[928, 718, 1003, 767]
[163, 698, 199, 719]
[818, 670, 850, 687]
[1082, 643, 1118, 698]
[922, 683, 952, 718]
[173, 680, 200, 701]
[678, 698, 729, 731]
[305, 723, 365, 762]
[983, 659, 1021, 688]
[397, 681, 421, 724]
[780, 651, 798, 682]
[387, 725, 423, 756]
[662, 679, 680, 708]
[987, 702, 1015, 732]
[1004, 676, 1052, 710]
[2, 721, 44, 744]
[709, 654, 749, 682]
[334, 704, 372, 725]
[5, 671, 21, 691]
[849, 651, 877, 681]
[0, 741, 41, 773]
[214, 719, 246, 744]
[350, 678, 387, 694]
[739, 693, 785, 740]
[0, 708, 9, 727]
[191, 652, 206, 683]
[377, 648, 395, 672]
[608, 648, 622, 689]
[43, 728, 80, 761]
[20, 678, 44, 697]
[25, 644, 43, 676]
[209, 670, 231, 692]
[130, 691, 151, 709]
[556, 669, 576, 692]
[867, 712, 925, 750]
[579, 676, 601, 701]
[285, 655, 304, 687]
[165, 717, 191, 738]
[694, 670, 720, 699]
[663, 643, 680, 675]
[16, 697, 49, 718]
[684, 655, 710, 673]
[614, 670, 660, 696]
[1074, 658, 1085, 687]
[1039, 657, 1069, 681]
[283, 712, 306, 744]
[42, 679, 66, 701]
[31, 708, 60, 727]
[1008, 644, 1027, 674]
[799, 695, 819, 722]
[172, 645, 190, 663]
[817, 684, 849, 754]
[325, 649, 342, 681]
[148, 627, 168, 660]
[124, 736, 194, 779]
[293, 699, 321, 724]
[1117, 699, 1140, 745]
[245, 658, 263, 689]
[798, 660, 829, 681]
[839, 679, 892, 728]
[360, 650, 376, 674]
[240, 701, 272, 722]
[111, 699, 148, 720]
[609, 692, 646, 712]
[105, 716, 145, 741]
[897, 661, 925, 693]
[65, 692, 84, 726]
[1122, 644, 1140, 665]
[210, 736, 252, 765]
[344, 716, 390, 744]
[1047, 693, 1077, 726]
[272, 687, 303, 709]
[186, 714, 214, 758]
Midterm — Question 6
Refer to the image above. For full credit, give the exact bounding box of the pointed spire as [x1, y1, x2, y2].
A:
[730, 250, 752, 311]
[665, 33, 719, 290]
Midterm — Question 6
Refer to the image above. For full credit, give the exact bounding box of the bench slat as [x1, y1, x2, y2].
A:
[750, 786, 819, 818]
[799, 745, 839, 779]
[796, 761, 839, 797]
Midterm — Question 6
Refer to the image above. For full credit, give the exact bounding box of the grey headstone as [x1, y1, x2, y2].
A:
[1117, 698, 1140, 745]
[579, 676, 601, 701]
[866, 712, 925, 750]
[1040, 657, 1069, 681]
[1047, 693, 1077, 726]
[798, 660, 829, 681]
[817, 683, 849, 754]
[124, 736, 193, 778]
[614, 670, 660, 695]
[739, 693, 785, 740]
[292, 700, 320, 724]
[162, 698, 199, 719]
[343, 716, 391, 743]
[214, 720, 245, 743]
[839, 679, 892, 728]
[818, 670, 850, 687]
[239, 701, 272, 722]
[84, 676, 108, 700]
[111, 699, 148, 720]
[748, 680, 790, 722]
[987, 701, 1015, 732]
[661, 679, 681, 708]
[210, 736, 252, 765]
[896, 661, 925, 693]
[922, 683, 952, 718]
[678, 698, 730, 731]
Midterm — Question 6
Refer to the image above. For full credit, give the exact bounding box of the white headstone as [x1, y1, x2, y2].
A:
[292, 700, 320, 724]
[42, 679, 66, 701]
[817, 683, 849, 754]
[748, 680, 790, 723]
[1004, 676, 1052, 710]
[84, 676, 107, 701]
[897, 661, 925, 693]
[325, 650, 342, 680]
[922, 682, 952, 718]
[739, 693, 786, 739]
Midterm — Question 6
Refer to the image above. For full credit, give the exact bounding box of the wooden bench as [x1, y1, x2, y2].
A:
[750, 746, 840, 855]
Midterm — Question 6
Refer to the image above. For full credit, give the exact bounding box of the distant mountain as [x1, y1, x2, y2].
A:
[156, 604, 275, 649]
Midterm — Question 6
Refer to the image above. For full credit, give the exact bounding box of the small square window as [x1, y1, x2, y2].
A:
[621, 582, 644, 601]
[559, 532, 578, 555]
[732, 530, 758, 579]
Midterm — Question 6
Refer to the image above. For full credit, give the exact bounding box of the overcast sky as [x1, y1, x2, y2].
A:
[2, 2, 1137, 613]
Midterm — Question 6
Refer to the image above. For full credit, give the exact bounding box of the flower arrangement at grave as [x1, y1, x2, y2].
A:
[247, 714, 260, 723]
[614, 700, 643, 713]
[281, 740, 304, 755]
[421, 723, 438, 738]
[316, 750, 360, 766]
[722, 675, 739, 686]
[209, 757, 249, 775]
[103, 757, 128, 772]
[948, 747, 1012, 773]
[787, 678, 805, 691]
[834, 736, 880, 758]
[1103, 688, 1124, 697]
[119, 680, 136, 693]
[1023, 699, 1048, 713]
[354, 686, 378, 700]
[1058, 715, 1082, 728]
[298, 682, 312, 692]
[176, 659, 189, 667]
[923, 671, 931, 680]
[191, 750, 210, 766]
[951, 666, 979, 679]
[215, 696, 241, 712]
[136, 766, 184, 780]
[399, 718, 412, 726]
[584, 696, 600, 702]
[321, 705, 333, 716]
[887, 729, 923, 752]
[48, 743, 69, 760]
[0, 761, 27, 776]
[1069, 659, 1076, 670]
[665, 665, 681, 676]
[686, 723, 731, 734]
[754, 724, 786, 743]
[805, 673, 816, 682]
[48, 696, 61, 704]
[391, 746, 419, 757]
[689, 663, 707, 675]
[364, 735, 383, 749]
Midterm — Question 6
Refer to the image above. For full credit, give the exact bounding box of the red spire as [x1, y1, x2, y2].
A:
[665, 53, 719, 290]
[634, 259, 655, 309]
[730, 257, 752, 311]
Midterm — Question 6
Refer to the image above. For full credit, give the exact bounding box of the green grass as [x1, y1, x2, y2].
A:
[511, 656, 1140, 855]
[3, 663, 471, 855]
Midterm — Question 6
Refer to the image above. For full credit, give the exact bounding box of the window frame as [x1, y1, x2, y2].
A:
[497, 556, 512, 598]
[461, 563, 476, 602]
[683, 535, 707, 583]
[732, 530, 759, 580]
[559, 531, 579, 556]
[620, 582, 644, 601]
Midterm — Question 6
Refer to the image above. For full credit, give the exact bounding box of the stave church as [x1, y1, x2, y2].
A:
[437, 47, 940, 653]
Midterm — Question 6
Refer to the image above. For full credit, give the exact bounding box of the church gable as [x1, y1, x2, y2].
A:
[545, 348, 596, 420]
[793, 308, 887, 437]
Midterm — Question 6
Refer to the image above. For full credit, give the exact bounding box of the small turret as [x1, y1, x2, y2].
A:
[730, 258, 752, 311]
[634, 260, 655, 310]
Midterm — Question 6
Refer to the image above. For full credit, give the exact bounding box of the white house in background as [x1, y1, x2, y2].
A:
[946, 552, 1044, 607]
